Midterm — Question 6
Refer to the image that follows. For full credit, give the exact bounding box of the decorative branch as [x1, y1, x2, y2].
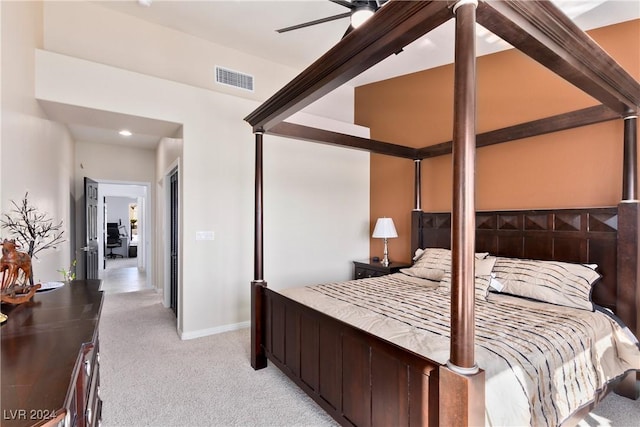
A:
[0, 192, 66, 258]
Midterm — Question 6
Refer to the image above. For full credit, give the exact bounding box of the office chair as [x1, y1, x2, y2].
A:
[106, 223, 123, 259]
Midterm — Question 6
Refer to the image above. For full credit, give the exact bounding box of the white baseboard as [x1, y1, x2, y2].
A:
[179, 320, 250, 340]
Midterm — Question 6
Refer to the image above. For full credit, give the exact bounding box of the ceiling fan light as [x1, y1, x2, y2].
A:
[351, 6, 375, 29]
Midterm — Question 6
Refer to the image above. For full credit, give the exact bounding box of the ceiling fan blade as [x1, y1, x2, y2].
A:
[276, 12, 351, 33]
[342, 25, 354, 39]
[329, 0, 356, 9]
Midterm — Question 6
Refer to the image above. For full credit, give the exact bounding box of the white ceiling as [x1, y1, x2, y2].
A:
[39, 100, 182, 149]
[52, 1, 640, 148]
[94, 0, 640, 87]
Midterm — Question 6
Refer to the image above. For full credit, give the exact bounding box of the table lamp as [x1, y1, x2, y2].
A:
[372, 217, 398, 267]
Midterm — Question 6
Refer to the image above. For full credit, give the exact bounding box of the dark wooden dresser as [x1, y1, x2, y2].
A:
[1, 280, 103, 427]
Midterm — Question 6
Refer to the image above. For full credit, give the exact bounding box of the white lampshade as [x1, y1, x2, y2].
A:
[372, 217, 398, 239]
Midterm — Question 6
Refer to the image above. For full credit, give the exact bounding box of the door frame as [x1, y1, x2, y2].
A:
[162, 160, 181, 326]
[97, 180, 153, 288]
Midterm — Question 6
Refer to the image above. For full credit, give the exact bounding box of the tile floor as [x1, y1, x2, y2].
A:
[100, 257, 150, 294]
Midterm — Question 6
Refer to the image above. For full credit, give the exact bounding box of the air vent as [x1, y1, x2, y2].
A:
[215, 66, 254, 92]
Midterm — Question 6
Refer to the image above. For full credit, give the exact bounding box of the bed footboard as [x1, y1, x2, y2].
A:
[264, 288, 440, 426]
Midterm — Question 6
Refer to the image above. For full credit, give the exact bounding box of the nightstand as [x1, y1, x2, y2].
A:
[353, 259, 411, 280]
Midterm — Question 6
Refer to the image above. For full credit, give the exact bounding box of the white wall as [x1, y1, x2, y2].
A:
[1, 1, 74, 283]
[105, 196, 135, 226]
[43, 1, 293, 105]
[264, 136, 370, 289]
[42, 0, 356, 124]
[75, 141, 156, 184]
[35, 50, 370, 339]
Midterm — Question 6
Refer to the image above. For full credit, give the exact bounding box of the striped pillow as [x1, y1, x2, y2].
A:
[437, 272, 493, 300]
[401, 248, 493, 282]
[491, 257, 601, 311]
[401, 248, 452, 281]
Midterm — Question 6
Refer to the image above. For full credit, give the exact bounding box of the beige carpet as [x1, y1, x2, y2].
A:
[99, 289, 639, 427]
[99, 289, 337, 427]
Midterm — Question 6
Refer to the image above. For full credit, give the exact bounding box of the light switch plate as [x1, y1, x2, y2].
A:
[196, 231, 214, 241]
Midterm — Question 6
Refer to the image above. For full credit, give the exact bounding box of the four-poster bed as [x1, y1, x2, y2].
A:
[245, 1, 639, 425]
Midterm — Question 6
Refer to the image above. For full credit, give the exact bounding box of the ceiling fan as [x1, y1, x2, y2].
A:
[276, 0, 389, 37]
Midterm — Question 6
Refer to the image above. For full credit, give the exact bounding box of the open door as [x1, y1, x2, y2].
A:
[84, 177, 99, 280]
[170, 168, 179, 317]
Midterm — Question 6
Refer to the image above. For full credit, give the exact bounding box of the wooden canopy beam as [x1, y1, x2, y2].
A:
[265, 105, 619, 161]
[476, 1, 640, 116]
[267, 122, 417, 159]
[244, 1, 452, 132]
[245, 1, 638, 159]
[417, 104, 620, 158]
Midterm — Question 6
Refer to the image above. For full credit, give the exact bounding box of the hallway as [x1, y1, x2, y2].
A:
[101, 257, 150, 294]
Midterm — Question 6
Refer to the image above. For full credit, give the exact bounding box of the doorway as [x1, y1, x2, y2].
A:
[99, 182, 152, 294]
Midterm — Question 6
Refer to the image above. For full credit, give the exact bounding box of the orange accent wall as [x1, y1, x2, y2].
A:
[356, 20, 640, 263]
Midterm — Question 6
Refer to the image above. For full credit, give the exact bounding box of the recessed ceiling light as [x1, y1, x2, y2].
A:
[119, 130, 132, 137]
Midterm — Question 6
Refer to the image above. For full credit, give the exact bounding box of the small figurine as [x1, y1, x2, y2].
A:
[1, 239, 40, 304]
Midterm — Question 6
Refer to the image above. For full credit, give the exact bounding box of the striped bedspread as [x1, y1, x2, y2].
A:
[280, 273, 640, 427]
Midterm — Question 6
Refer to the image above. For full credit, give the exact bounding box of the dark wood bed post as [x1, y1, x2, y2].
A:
[622, 115, 637, 200]
[251, 131, 267, 370]
[620, 113, 638, 342]
[440, 1, 485, 425]
[617, 114, 640, 396]
[449, 0, 477, 371]
[411, 160, 422, 259]
[414, 159, 422, 211]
